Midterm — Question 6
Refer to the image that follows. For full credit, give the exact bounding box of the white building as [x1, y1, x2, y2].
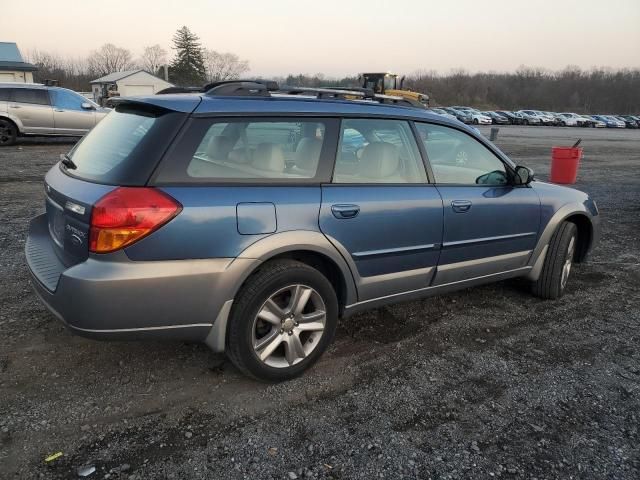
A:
[0, 42, 37, 83]
[90, 70, 173, 104]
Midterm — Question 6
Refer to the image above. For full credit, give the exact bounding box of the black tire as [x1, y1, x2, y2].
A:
[531, 221, 578, 299]
[523, 119, 529, 126]
[473, 118, 479, 125]
[0, 118, 18, 146]
[226, 259, 338, 381]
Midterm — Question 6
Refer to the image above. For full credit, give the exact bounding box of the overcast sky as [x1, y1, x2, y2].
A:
[2, 0, 639, 76]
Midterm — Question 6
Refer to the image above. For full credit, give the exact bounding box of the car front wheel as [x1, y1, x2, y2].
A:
[531, 221, 577, 299]
[226, 259, 338, 381]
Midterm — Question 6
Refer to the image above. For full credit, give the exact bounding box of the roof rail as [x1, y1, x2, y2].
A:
[277, 86, 370, 99]
[198, 80, 425, 109]
[156, 86, 203, 95]
[204, 79, 279, 96]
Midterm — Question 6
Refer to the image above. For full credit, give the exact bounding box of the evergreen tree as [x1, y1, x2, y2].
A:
[169, 26, 206, 86]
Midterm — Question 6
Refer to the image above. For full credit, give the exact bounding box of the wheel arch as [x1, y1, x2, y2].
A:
[0, 114, 23, 134]
[564, 213, 593, 263]
[234, 231, 358, 311]
[526, 202, 598, 280]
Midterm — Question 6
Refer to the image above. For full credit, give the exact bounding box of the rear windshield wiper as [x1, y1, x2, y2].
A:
[60, 153, 77, 170]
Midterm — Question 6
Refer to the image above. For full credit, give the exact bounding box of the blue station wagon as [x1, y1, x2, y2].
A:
[26, 81, 600, 381]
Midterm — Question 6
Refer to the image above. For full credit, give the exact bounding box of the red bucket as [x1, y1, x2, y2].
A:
[550, 147, 582, 184]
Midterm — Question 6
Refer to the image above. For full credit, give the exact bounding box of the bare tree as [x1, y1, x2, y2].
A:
[203, 49, 250, 82]
[139, 44, 167, 75]
[88, 43, 134, 76]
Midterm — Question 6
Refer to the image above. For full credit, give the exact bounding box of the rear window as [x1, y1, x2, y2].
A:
[64, 104, 186, 185]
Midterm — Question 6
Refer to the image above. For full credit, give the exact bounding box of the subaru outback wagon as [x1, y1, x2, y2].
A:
[26, 81, 600, 381]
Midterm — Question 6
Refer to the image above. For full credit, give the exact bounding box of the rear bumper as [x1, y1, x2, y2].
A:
[26, 214, 257, 345]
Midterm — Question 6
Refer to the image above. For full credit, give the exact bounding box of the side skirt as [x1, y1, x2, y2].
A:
[342, 266, 531, 317]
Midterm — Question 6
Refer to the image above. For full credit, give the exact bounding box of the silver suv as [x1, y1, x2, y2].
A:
[0, 83, 109, 145]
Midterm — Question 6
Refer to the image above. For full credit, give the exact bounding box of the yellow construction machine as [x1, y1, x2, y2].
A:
[360, 72, 429, 108]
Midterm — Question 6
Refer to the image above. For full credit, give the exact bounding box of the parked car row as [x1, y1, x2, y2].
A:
[427, 105, 640, 129]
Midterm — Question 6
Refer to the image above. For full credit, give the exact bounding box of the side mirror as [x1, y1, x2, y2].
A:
[81, 102, 95, 110]
[515, 165, 534, 185]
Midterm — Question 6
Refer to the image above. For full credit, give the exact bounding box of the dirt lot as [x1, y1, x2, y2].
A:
[1, 127, 639, 480]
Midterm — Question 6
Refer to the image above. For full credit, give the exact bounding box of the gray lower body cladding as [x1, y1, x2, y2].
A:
[26, 214, 257, 343]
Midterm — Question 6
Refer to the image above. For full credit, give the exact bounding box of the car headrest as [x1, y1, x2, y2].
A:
[294, 137, 323, 170]
[252, 143, 285, 172]
[358, 142, 399, 178]
[206, 135, 235, 160]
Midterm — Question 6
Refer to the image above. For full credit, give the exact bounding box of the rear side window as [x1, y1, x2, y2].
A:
[64, 104, 186, 185]
[12, 88, 50, 105]
[156, 117, 338, 183]
[0, 88, 11, 101]
[333, 118, 427, 184]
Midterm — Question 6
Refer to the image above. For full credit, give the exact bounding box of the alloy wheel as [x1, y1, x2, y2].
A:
[252, 284, 326, 368]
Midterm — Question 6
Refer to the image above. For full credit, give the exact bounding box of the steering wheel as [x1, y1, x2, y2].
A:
[454, 148, 468, 166]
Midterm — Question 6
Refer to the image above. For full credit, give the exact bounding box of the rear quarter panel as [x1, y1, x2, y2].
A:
[124, 186, 322, 260]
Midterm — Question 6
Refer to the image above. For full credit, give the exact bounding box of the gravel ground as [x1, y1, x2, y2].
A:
[1, 127, 639, 479]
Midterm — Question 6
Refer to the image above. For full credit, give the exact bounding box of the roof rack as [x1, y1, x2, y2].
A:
[278, 86, 374, 99]
[204, 79, 279, 97]
[198, 80, 424, 108]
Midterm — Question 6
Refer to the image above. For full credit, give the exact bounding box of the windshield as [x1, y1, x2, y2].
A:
[65, 104, 186, 185]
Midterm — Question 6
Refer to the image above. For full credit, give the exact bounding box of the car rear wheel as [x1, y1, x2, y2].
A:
[531, 221, 577, 300]
[473, 118, 479, 125]
[0, 119, 17, 146]
[523, 119, 529, 126]
[226, 259, 338, 381]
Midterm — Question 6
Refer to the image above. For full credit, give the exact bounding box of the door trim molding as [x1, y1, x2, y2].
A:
[443, 231, 537, 247]
[353, 243, 437, 259]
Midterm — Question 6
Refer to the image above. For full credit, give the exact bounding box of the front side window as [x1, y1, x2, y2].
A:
[51, 89, 92, 111]
[185, 119, 328, 180]
[333, 118, 427, 184]
[415, 123, 509, 185]
[12, 88, 50, 105]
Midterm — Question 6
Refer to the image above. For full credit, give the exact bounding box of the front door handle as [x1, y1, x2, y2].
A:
[331, 204, 360, 219]
[9, 105, 20, 109]
[451, 200, 472, 213]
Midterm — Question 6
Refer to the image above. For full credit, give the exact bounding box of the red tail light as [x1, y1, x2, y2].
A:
[89, 187, 182, 253]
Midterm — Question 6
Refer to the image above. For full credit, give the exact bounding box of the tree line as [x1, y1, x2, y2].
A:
[405, 67, 640, 114]
[24, 25, 640, 114]
[27, 26, 250, 91]
[276, 69, 640, 114]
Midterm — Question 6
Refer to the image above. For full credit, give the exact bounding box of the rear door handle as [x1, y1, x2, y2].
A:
[9, 105, 20, 109]
[451, 200, 472, 213]
[331, 204, 360, 219]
